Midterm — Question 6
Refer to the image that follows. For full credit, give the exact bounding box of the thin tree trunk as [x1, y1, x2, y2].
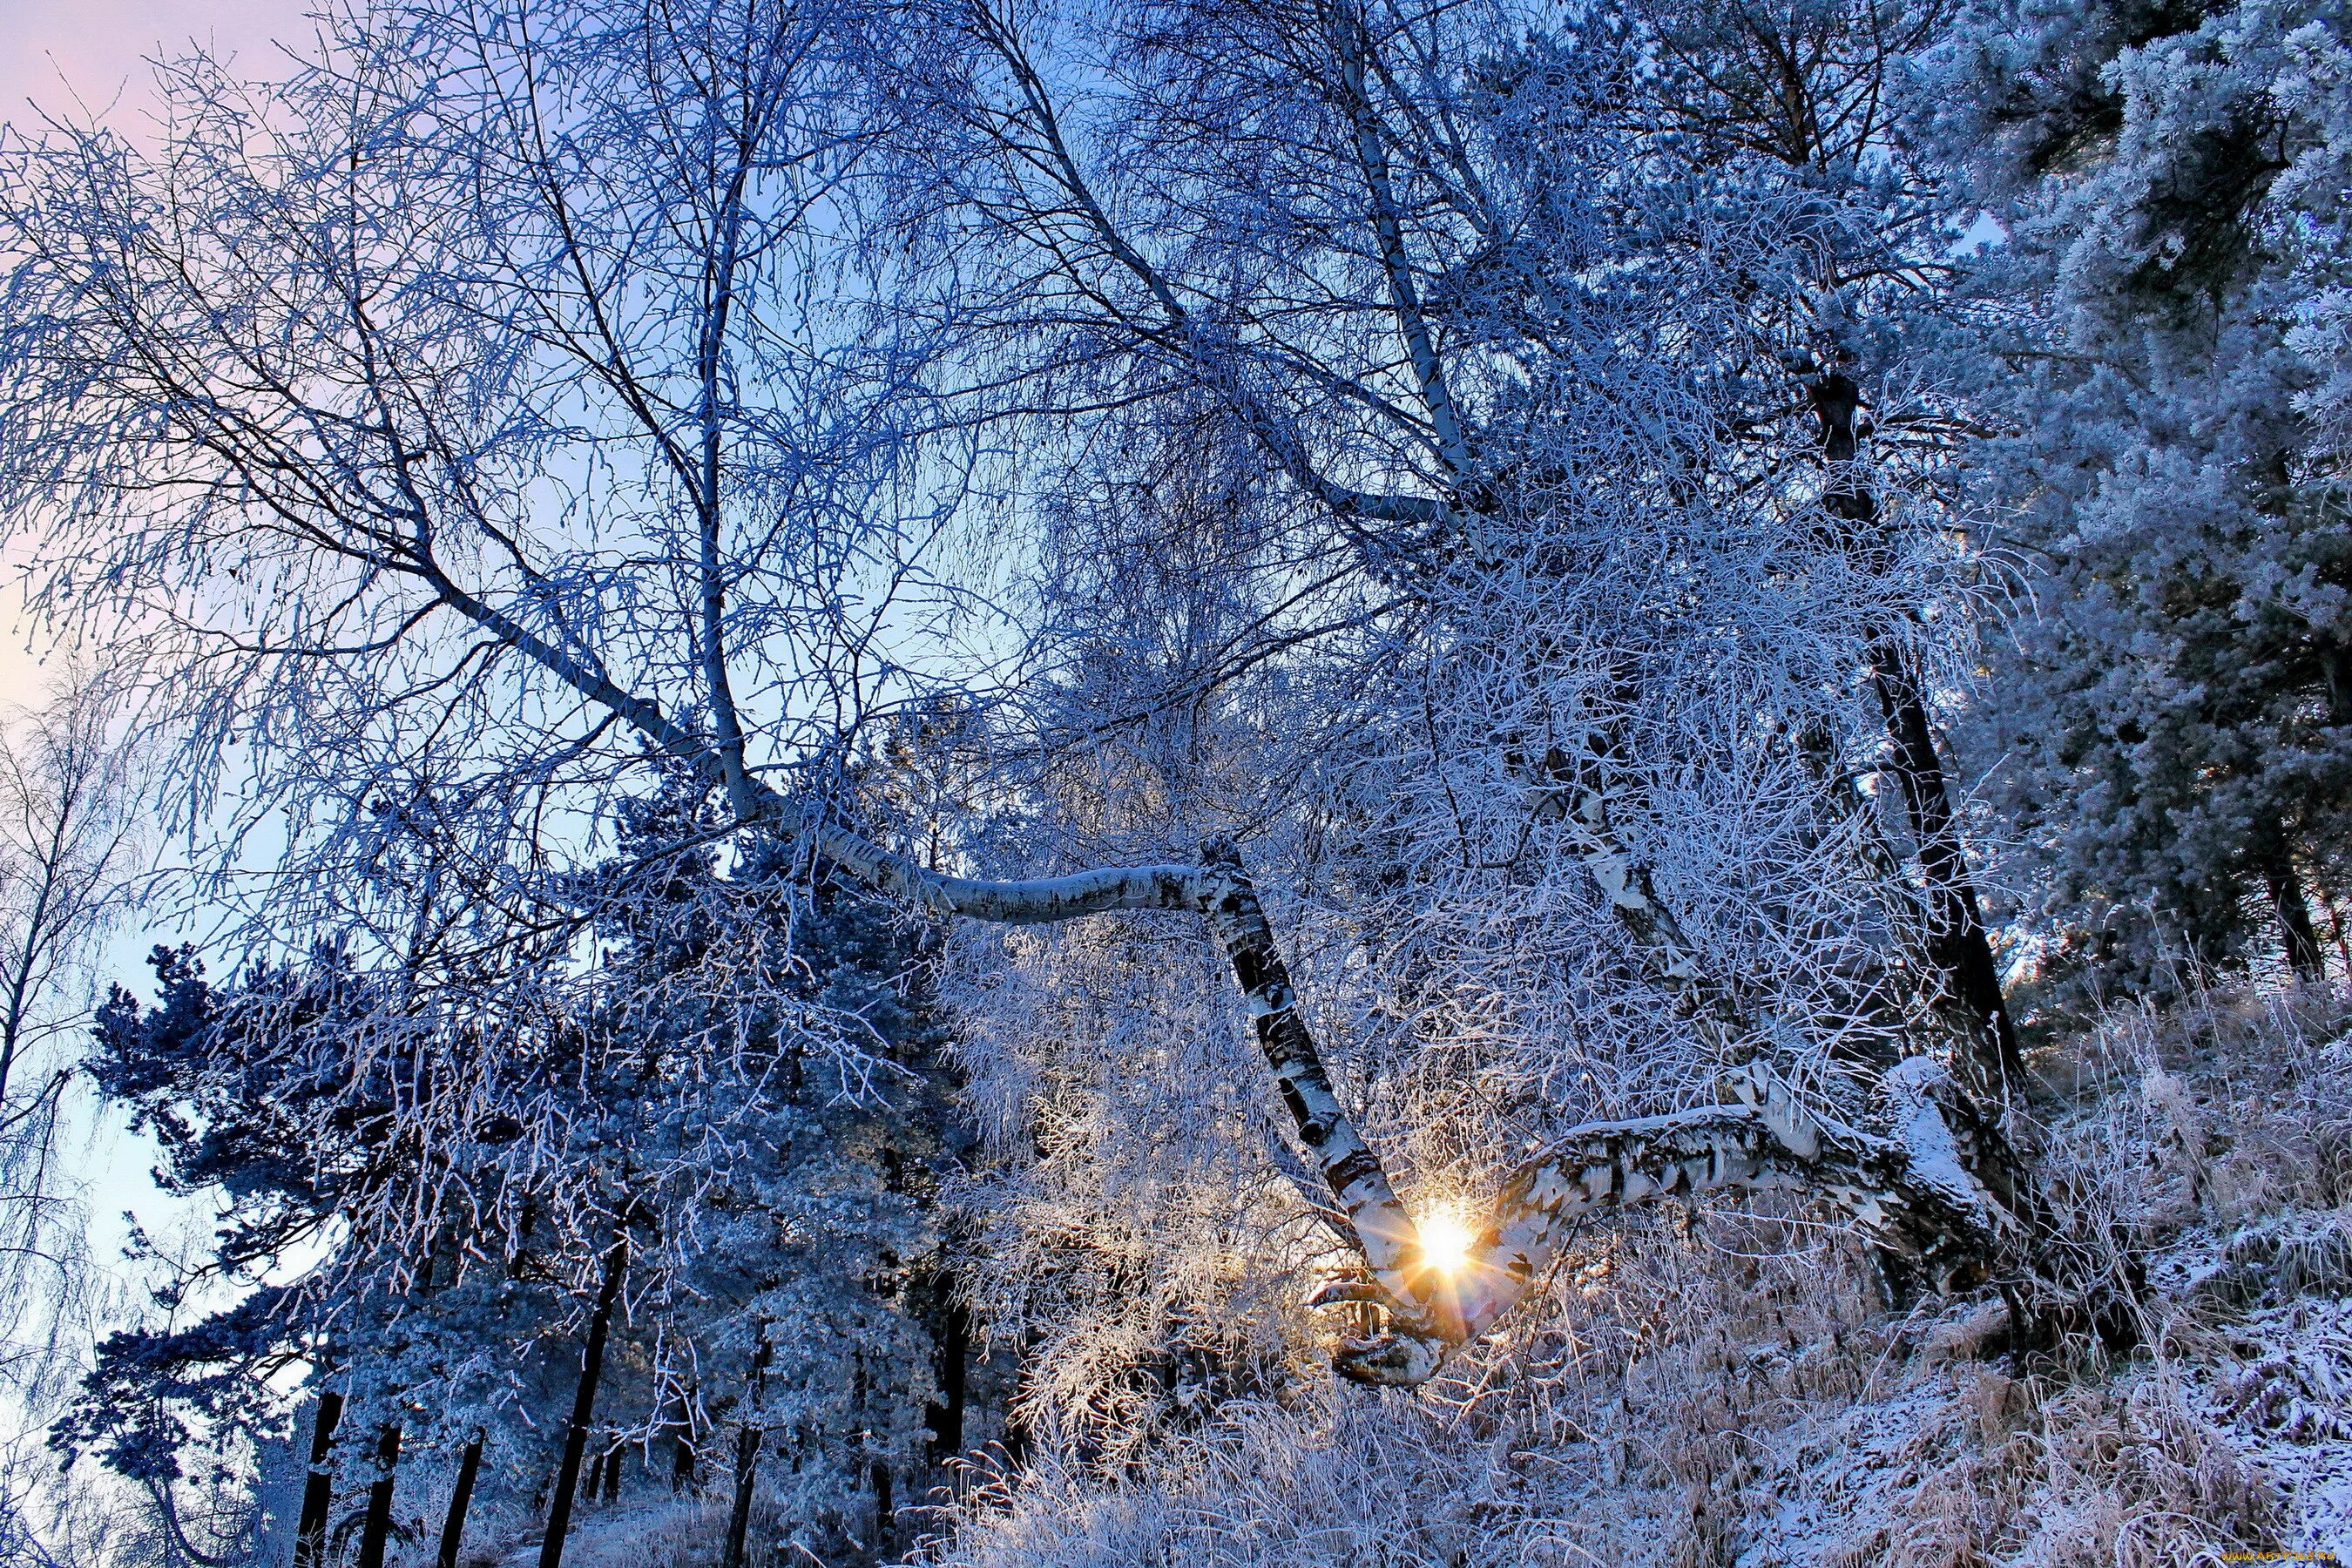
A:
[871, 1460, 893, 1557]
[670, 1389, 697, 1494]
[925, 1288, 969, 1466]
[720, 1323, 772, 1568]
[1809, 371, 2025, 1099]
[601, 1438, 621, 1505]
[436, 1430, 483, 1568]
[355, 1424, 401, 1568]
[2264, 853, 2327, 981]
[583, 1447, 605, 1508]
[538, 1233, 630, 1568]
[720, 1426, 762, 1568]
[2318, 881, 2352, 979]
[290, 1389, 344, 1568]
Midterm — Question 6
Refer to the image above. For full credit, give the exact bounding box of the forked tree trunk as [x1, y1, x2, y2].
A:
[1809, 371, 2026, 1101]
[291, 1389, 344, 1568]
[436, 1430, 483, 1568]
[355, 1424, 401, 1568]
[538, 1232, 629, 1568]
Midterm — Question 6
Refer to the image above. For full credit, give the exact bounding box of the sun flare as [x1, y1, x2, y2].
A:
[1418, 1211, 1475, 1277]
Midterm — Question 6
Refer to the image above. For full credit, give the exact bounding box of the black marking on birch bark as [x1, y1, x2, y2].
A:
[1326, 1148, 1387, 1193]
[1195, 839, 1443, 1342]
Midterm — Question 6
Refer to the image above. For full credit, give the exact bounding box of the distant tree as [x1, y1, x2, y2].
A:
[0, 670, 146, 1558]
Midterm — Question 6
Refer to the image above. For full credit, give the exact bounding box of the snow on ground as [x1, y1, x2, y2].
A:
[2190, 1291, 2352, 1558]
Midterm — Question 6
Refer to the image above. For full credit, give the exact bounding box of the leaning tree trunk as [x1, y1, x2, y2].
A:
[538, 1231, 630, 1568]
[720, 1323, 772, 1568]
[401, 677, 2055, 1384]
[290, 1388, 344, 1568]
[355, 1424, 402, 1568]
[1808, 370, 2026, 1102]
[436, 1429, 483, 1568]
[755, 814, 2057, 1382]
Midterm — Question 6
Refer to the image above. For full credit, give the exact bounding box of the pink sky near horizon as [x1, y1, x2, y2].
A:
[0, 0, 313, 131]
[0, 0, 314, 711]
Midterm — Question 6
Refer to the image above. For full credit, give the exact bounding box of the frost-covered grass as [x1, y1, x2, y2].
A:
[910, 986, 2352, 1567]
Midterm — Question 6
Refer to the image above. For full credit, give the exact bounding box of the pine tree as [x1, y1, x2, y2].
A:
[63, 783, 990, 1564]
[1915, 0, 2352, 992]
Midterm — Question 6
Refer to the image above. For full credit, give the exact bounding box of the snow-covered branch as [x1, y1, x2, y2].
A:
[772, 812, 2030, 1387]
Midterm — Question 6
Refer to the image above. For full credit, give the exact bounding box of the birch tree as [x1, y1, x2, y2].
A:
[0, 673, 145, 1561]
[868, 0, 2065, 1366]
[0, 0, 2065, 1408]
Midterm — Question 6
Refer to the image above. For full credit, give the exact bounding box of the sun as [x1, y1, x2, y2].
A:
[1417, 1210, 1475, 1277]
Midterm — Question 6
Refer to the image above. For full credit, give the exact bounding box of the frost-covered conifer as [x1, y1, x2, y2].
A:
[1912, 0, 2352, 989]
[68, 783, 984, 1567]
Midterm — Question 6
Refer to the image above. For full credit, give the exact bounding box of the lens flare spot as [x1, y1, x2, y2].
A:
[1418, 1211, 1474, 1277]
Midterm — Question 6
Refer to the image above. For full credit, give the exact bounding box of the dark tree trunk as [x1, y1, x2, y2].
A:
[1871, 648, 2028, 1092]
[924, 1288, 970, 1465]
[871, 1460, 893, 1556]
[602, 1439, 622, 1505]
[670, 1410, 697, 1495]
[436, 1430, 483, 1568]
[720, 1322, 772, 1568]
[355, 1424, 402, 1568]
[537, 1233, 630, 1568]
[291, 1389, 344, 1568]
[1810, 371, 2025, 1099]
[583, 1447, 605, 1508]
[2264, 852, 2327, 980]
[720, 1423, 762, 1568]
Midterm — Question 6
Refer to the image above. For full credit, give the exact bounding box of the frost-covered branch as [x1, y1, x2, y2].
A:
[748, 809, 2031, 1388]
